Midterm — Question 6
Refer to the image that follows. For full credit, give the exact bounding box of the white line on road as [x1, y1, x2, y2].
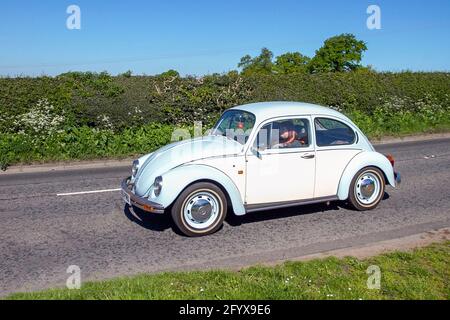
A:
[57, 188, 121, 196]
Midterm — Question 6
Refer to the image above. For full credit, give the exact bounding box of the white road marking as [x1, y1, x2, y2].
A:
[57, 188, 121, 196]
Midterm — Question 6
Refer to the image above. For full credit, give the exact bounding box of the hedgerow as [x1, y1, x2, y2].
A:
[0, 71, 449, 168]
[0, 123, 175, 170]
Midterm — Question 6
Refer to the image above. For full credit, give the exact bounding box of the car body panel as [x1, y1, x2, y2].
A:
[149, 163, 247, 216]
[191, 155, 247, 201]
[123, 101, 398, 215]
[133, 135, 242, 197]
[337, 151, 396, 200]
[244, 114, 316, 204]
[315, 148, 363, 197]
[245, 148, 316, 204]
[231, 102, 349, 125]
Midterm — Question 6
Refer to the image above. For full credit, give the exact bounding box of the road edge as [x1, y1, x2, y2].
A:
[2, 132, 450, 174]
[262, 227, 450, 266]
[166, 226, 450, 274]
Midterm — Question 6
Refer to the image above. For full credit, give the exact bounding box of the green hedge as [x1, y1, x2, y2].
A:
[1, 71, 449, 131]
[0, 71, 449, 168]
[0, 123, 176, 169]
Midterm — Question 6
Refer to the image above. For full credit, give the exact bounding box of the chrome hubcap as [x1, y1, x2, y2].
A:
[360, 179, 375, 198]
[190, 199, 212, 223]
[183, 191, 220, 229]
[355, 172, 380, 205]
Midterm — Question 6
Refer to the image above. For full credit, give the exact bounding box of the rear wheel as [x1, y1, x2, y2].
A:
[348, 167, 385, 211]
[171, 182, 227, 237]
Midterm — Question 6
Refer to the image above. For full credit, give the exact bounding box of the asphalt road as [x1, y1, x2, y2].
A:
[1, 138, 450, 296]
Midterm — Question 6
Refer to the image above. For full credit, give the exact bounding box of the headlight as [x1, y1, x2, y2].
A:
[131, 160, 139, 177]
[153, 176, 163, 197]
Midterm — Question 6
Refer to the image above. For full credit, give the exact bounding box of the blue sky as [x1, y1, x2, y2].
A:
[0, 0, 449, 76]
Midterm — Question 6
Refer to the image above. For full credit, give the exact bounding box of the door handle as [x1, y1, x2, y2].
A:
[301, 153, 315, 159]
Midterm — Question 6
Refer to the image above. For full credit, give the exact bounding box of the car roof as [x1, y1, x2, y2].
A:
[229, 101, 349, 122]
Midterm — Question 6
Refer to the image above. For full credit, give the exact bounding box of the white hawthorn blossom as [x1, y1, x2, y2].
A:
[97, 114, 114, 131]
[13, 98, 65, 135]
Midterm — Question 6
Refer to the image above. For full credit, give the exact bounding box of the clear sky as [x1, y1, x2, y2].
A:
[1, 0, 449, 76]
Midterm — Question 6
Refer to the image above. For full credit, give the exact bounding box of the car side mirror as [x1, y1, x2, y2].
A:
[251, 146, 263, 159]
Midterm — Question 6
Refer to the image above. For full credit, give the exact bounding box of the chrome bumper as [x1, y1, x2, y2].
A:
[395, 171, 401, 186]
[120, 177, 165, 214]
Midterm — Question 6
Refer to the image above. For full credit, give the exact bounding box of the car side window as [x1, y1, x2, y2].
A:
[254, 118, 310, 150]
[314, 117, 356, 147]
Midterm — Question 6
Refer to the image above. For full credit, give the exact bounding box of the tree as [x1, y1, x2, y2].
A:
[158, 69, 180, 78]
[274, 52, 310, 74]
[119, 70, 133, 77]
[238, 48, 274, 75]
[308, 34, 367, 73]
[237, 55, 253, 70]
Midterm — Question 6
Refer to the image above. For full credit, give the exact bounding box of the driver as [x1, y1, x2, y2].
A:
[272, 123, 301, 148]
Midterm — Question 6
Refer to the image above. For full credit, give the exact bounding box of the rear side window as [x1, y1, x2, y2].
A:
[314, 117, 356, 147]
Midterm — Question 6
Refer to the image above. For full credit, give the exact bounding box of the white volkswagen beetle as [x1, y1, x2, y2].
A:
[121, 102, 401, 237]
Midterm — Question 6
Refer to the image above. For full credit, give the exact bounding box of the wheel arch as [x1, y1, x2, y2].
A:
[183, 178, 234, 211]
[155, 164, 246, 215]
[337, 151, 395, 200]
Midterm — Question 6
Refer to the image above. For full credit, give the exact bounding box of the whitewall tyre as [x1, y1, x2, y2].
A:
[171, 182, 227, 237]
[348, 167, 385, 211]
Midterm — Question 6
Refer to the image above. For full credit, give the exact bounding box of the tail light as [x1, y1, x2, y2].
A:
[386, 154, 395, 167]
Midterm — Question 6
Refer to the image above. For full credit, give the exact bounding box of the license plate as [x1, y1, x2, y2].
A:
[121, 189, 131, 205]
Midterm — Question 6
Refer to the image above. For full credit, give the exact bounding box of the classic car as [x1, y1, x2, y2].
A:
[121, 102, 401, 237]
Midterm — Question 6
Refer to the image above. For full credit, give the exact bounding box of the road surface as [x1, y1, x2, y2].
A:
[1, 138, 449, 296]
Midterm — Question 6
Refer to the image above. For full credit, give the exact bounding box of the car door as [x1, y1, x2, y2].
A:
[245, 116, 316, 205]
[313, 116, 362, 197]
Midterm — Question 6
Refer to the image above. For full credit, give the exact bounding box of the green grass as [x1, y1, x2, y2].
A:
[6, 242, 449, 300]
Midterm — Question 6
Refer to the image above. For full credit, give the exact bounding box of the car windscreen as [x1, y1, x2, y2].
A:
[211, 110, 256, 144]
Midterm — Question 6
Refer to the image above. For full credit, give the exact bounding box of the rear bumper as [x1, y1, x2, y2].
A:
[395, 171, 401, 186]
[121, 177, 165, 214]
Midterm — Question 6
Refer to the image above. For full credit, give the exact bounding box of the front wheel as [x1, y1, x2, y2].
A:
[171, 182, 227, 237]
[348, 167, 385, 211]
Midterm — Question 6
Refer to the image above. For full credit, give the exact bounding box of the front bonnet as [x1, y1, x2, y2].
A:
[133, 135, 243, 196]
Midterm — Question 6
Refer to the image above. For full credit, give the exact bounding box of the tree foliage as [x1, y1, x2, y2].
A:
[157, 69, 180, 78]
[308, 33, 368, 73]
[237, 33, 368, 75]
[274, 52, 311, 74]
[238, 48, 274, 76]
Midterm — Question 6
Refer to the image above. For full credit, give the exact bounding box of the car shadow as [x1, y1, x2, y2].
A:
[123, 193, 391, 233]
[123, 204, 175, 233]
[226, 201, 342, 226]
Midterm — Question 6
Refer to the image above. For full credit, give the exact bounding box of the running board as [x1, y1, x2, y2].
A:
[245, 196, 339, 213]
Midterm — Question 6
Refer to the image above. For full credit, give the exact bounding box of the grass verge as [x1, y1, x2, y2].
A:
[6, 242, 449, 300]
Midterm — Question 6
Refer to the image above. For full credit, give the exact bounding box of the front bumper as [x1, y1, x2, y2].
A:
[395, 171, 401, 186]
[120, 177, 165, 214]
